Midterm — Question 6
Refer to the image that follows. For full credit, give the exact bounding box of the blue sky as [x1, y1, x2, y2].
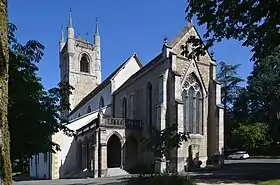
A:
[8, 0, 253, 90]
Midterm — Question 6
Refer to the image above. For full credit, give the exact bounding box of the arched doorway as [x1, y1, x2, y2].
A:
[125, 136, 138, 169]
[107, 134, 121, 168]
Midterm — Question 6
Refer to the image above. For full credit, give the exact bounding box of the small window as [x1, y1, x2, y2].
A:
[99, 96, 104, 109]
[80, 54, 90, 73]
[87, 106, 91, 113]
[122, 97, 127, 119]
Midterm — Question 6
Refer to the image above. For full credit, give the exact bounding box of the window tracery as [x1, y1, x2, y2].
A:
[183, 73, 203, 134]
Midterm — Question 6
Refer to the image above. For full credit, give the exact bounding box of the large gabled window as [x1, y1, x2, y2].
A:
[183, 73, 203, 135]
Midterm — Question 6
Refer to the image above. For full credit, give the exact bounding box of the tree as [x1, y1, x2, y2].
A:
[232, 88, 250, 124]
[8, 24, 74, 168]
[217, 61, 244, 114]
[142, 124, 189, 160]
[185, 0, 280, 62]
[231, 122, 269, 149]
[217, 61, 243, 147]
[245, 45, 280, 142]
[0, 0, 12, 184]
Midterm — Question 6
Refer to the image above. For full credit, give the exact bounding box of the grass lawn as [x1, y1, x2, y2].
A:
[258, 180, 280, 185]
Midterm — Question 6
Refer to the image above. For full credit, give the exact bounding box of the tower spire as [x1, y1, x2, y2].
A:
[67, 8, 75, 55]
[68, 8, 73, 28]
[60, 25, 65, 43]
[95, 17, 99, 35]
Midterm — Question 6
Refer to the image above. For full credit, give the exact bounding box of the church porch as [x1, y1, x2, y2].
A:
[75, 113, 143, 178]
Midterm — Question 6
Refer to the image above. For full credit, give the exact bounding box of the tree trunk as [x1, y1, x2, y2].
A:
[0, 0, 13, 184]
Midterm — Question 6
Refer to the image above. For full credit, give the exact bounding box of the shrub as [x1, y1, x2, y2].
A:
[126, 174, 196, 185]
[127, 163, 154, 174]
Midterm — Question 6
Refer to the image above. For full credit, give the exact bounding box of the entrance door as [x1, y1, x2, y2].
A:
[107, 134, 121, 168]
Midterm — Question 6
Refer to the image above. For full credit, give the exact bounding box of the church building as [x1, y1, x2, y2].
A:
[29, 13, 224, 179]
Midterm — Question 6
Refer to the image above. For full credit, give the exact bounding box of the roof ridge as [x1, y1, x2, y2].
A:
[168, 22, 193, 47]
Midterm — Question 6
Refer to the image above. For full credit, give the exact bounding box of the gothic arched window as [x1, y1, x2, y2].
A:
[183, 73, 203, 135]
[80, 54, 90, 73]
[147, 82, 153, 134]
[121, 97, 127, 119]
[99, 96, 104, 109]
[87, 105, 91, 113]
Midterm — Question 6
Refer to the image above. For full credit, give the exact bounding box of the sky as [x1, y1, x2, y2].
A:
[8, 0, 253, 90]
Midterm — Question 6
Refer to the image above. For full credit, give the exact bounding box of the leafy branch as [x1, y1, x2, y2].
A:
[141, 124, 190, 159]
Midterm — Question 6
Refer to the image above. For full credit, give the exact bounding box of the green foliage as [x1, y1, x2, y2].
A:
[185, 0, 280, 62]
[8, 23, 74, 164]
[231, 122, 269, 149]
[127, 174, 196, 185]
[141, 124, 189, 159]
[217, 61, 243, 148]
[231, 46, 280, 143]
[246, 46, 280, 140]
[232, 88, 250, 124]
[217, 61, 244, 112]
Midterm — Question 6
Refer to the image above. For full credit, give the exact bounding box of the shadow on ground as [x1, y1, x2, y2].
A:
[13, 163, 280, 185]
[189, 163, 280, 184]
[13, 176, 130, 185]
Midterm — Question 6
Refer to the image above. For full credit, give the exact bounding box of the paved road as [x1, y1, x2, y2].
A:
[13, 176, 131, 185]
[225, 158, 280, 164]
[13, 159, 280, 185]
[190, 159, 280, 184]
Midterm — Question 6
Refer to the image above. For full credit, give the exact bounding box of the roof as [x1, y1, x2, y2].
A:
[168, 22, 216, 62]
[68, 53, 143, 117]
[76, 36, 89, 43]
[113, 52, 163, 95]
[66, 109, 100, 131]
[168, 22, 193, 47]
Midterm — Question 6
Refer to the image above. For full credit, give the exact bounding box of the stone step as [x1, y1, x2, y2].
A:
[106, 167, 129, 177]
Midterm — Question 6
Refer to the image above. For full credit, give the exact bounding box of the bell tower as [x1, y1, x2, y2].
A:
[59, 11, 102, 117]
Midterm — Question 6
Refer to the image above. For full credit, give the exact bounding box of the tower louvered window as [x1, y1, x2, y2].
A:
[80, 54, 90, 73]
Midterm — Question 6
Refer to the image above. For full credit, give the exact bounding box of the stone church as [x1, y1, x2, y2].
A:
[29, 13, 224, 179]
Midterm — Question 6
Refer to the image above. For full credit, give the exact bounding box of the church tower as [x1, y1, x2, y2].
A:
[59, 12, 102, 117]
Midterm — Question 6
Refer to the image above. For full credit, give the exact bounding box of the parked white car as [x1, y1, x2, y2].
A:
[228, 151, 250, 160]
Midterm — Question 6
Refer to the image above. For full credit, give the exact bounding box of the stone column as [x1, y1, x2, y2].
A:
[91, 144, 95, 177]
[121, 146, 124, 169]
[82, 143, 86, 170]
[217, 108, 224, 154]
[155, 69, 169, 173]
[87, 141, 91, 171]
[94, 130, 99, 178]
[177, 102, 185, 173]
[100, 144, 107, 177]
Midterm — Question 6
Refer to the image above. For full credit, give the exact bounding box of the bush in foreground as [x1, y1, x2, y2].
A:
[126, 174, 196, 185]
